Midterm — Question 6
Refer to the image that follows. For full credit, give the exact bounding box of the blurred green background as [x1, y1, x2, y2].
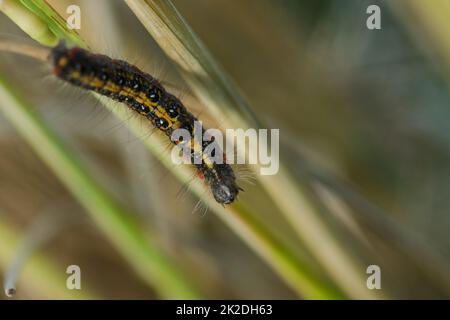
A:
[1, 0, 450, 299]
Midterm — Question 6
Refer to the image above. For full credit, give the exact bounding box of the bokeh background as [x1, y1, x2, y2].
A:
[1, 0, 450, 299]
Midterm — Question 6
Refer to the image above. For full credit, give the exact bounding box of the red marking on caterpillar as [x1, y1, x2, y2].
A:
[49, 41, 241, 204]
[197, 170, 205, 181]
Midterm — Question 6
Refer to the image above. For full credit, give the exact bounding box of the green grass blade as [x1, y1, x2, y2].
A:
[0, 75, 202, 299]
[20, 0, 83, 46]
[0, 0, 57, 46]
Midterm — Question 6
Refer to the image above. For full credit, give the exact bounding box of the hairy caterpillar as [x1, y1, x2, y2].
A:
[50, 42, 241, 205]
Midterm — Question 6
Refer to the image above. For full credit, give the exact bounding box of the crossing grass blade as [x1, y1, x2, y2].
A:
[0, 218, 96, 299]
[0, 67, 202, 299]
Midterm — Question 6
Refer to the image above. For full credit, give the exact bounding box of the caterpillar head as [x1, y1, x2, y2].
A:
[211, 179, 241, 205]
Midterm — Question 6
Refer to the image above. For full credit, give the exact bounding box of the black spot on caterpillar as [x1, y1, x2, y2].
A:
[49, 42, 241, 205]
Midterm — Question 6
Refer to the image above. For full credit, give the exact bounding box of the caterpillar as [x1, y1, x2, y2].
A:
[50, 42, 241, 205]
